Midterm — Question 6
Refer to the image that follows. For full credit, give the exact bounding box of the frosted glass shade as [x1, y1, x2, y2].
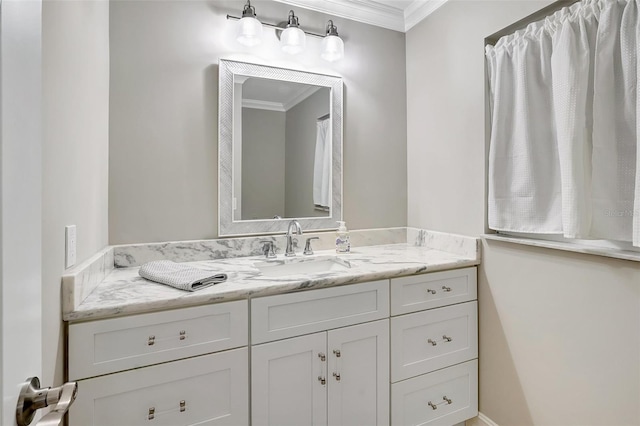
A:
[321, 35, 344, 62]
[280, 27, 306, 54]
[237, 16, 262, 46]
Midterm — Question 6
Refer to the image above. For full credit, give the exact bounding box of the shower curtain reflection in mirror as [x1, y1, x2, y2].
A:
[314, 116, 331, 211]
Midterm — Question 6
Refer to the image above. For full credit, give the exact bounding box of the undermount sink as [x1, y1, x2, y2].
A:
[254, 255, 352, 277]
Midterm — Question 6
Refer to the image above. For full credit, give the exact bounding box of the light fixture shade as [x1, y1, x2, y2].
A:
[321, 35, 344, 62]
[281, 26, 306, 54]
[237, 16, 263, 46]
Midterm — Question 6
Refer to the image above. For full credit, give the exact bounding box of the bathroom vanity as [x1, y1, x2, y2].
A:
[63, 230, 479, 425]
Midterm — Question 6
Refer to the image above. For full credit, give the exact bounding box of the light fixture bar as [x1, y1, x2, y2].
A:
[226, 14, 326, 39]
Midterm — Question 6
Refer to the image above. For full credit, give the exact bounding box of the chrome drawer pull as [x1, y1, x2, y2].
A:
[442, 286, 452, 292]
[147, 336, 156, 346]
[426, 289, 437, 295]
[333, 349, 341, 357]
[428, 335, 453, 346]
[148, 401, 187, 419]
[333, 372, 341, 381]
[318, 352, 327, 385]
[428, 396, 453, 410]
[179, 330, 187, 341]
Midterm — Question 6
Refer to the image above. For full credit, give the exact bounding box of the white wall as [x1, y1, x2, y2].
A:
[407, 0, 640, 424]
[108, 0, 407, 244]
[242, 108, 286, 219]
[42, 0, 110, 386]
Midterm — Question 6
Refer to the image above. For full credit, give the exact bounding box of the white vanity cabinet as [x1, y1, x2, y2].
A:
[390, 267, 478, 426]
[250, 280, 390, 426]
[66, 264, 479, 426]
[67, 301, 249, 426]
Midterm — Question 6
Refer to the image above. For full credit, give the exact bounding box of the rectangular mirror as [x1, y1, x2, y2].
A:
[218, 59, 343, 236]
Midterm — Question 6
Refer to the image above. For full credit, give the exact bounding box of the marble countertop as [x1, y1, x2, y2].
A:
[64, 243, 480, 322]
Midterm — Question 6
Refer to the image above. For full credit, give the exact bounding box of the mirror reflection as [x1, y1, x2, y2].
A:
[234, 76, 332, 221]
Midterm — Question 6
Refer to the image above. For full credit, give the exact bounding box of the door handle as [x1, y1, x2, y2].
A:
[16, 377, 78, 426]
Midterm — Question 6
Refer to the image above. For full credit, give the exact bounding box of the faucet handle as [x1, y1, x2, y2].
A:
[304, 237, 320, 255]
[260, 241, 276, 258]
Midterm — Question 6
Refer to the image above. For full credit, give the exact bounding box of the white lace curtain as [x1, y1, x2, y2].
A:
[486, 0, 640, 246]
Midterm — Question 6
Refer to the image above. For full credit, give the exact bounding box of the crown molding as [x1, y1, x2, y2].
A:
[242, 99, 286, 112]
[282, 85, 321, 111]
[273, 0, 405, 32]
[274, 0, 450, 33]
[404, 0, 448, 31]
[243, 85, 321, 112]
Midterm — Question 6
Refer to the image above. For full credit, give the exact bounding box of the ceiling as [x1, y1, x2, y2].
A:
[273, 0, 449, 32]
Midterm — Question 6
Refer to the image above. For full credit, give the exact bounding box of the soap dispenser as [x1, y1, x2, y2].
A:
[335, 221, 351, 253]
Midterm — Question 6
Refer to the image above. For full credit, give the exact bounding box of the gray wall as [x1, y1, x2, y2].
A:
[285, 88, 330, 218]
[42, 0, 110, 387]
[407, 1, 640, 424]
[109, 0, 407, 244]
[241, 108, 286, 220]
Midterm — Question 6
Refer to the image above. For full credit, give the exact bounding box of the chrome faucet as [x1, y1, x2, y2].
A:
[285, 220, 303, 257]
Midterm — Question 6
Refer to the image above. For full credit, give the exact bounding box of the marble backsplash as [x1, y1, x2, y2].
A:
[113, 227, 408, 268]
[407, 227, 480, 260]
[62, 246, 114, 315]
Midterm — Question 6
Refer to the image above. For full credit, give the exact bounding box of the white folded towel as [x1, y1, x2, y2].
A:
[139, 260, 227, 291]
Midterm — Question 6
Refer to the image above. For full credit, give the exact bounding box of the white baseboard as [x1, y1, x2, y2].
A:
[466, 412, 499, 426]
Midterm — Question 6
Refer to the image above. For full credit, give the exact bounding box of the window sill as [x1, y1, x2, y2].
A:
[483, 233, 640, 263]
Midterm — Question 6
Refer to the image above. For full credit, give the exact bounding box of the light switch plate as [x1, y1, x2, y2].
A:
[65, 225, 77, 268]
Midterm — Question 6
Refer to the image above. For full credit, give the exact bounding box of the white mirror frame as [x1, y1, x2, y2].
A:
[218, 59, 343, 236]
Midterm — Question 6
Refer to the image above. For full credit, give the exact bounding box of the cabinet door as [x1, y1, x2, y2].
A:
[251, 332, 327, 426]
[69, 348, 249, 426]
[327, 319, 389, 426]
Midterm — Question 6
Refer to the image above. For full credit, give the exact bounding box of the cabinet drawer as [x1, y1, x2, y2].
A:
[251, 280, 389, 344]
[391, 360, 478, 426]
[391, 268, 476, 315]
[69, 301, 248, 380]
[69, 348, 249, 426]
[391, 302, 477, 382]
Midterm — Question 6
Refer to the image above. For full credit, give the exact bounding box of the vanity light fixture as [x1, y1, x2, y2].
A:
[236, 0, 263, 47]
[321, 20, 344, 62]
[280, 10, 306, 55]
[226, 6, 345, 61]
